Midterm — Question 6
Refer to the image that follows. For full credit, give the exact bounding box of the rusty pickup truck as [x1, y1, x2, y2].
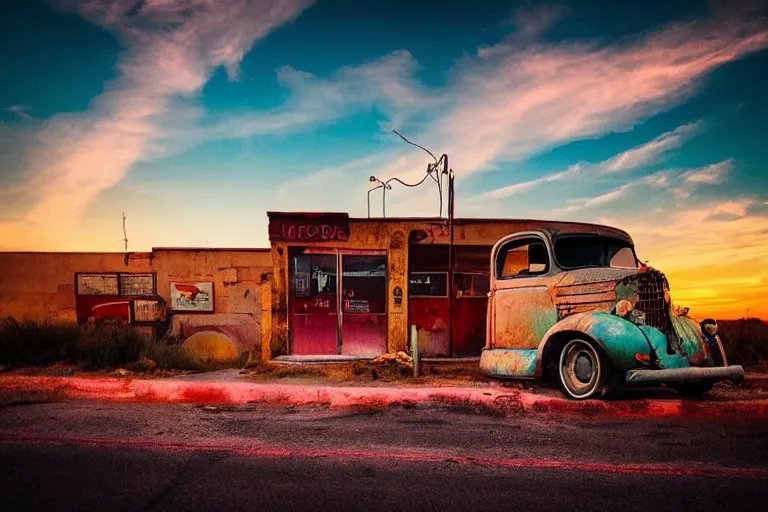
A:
[480, 223, 744, 399]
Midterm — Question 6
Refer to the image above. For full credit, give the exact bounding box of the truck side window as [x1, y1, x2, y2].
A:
[496, 238, 549, 279]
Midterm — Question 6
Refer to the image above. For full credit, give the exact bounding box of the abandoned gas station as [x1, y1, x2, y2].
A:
[265, 212, 633, 360]
[0, 211, 630, 362]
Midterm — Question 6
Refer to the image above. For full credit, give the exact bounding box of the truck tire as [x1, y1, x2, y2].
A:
[558, 338, 608, 400]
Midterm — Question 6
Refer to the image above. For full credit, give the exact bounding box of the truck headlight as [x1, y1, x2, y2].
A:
[700, 318, 718, 337]
[612, 299, 633, 318]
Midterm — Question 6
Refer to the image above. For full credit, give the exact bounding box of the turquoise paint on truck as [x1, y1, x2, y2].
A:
[572, 312, 651, 372]
[479, 349, 538, 378]
[638, 325, 689, 369]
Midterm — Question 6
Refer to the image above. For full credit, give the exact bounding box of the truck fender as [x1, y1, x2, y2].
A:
[535, 312, 653, 377]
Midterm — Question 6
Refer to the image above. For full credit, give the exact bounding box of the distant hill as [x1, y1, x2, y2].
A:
[717, 318, 768, 367]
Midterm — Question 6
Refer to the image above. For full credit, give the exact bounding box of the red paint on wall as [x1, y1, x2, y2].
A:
[75, 295, 131, 324]
[452, 298, 488, 356]
[291, 313, 339, 355]
[341, 314, 387, 357]
[409, 298, 450, 356]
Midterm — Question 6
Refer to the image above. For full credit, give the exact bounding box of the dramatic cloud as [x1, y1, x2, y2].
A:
[416, 11, 768, 180]
[0, 0, 314, 248]
[2, 2, 767, 252]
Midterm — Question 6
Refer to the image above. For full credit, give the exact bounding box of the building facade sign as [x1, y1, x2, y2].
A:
[268, 212, 350, 242]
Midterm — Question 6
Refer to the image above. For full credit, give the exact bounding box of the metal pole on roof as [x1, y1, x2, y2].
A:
[447, 163, 455, 356]
[367, 181, 384, 218]
[382, 184, 386, 218]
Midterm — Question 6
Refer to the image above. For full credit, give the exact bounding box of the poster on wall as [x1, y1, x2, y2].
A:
[170, 282, 214, 312]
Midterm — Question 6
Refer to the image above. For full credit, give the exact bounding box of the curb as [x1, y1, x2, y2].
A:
[2, 375, 768, 418]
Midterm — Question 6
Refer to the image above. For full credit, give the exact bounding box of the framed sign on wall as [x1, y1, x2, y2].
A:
[170, 282, 214, 312]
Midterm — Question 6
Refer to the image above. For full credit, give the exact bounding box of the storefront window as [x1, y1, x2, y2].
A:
[455, 272, 490, 298]
[409, 272, 448, 298]
[290, 253, 337, 313]
[342, 255, 387, 314]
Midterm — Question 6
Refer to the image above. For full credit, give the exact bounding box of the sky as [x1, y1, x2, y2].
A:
[1, 0, 767, 320]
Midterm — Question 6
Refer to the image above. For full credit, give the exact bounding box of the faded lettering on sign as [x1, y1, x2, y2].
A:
[281, 224, 346, 241]
[268, 214, 350, 242]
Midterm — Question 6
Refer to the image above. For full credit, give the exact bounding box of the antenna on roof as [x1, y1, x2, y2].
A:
[122, 213, 129, 266]
[122, 213, 128, 252]
[366, 130, 451, 218]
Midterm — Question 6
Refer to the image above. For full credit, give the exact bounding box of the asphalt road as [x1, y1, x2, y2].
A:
[1, 400, 768, 512]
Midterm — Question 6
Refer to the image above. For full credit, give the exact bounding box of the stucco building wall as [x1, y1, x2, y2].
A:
[0, 248, 272, 357]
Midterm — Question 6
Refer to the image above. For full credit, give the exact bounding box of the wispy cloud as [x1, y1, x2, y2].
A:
[156, 50, 435, 157]
[477, 164, 581, 200]
[672, 159, 734, 200]
[471, 119, 700, 208]
[601, 122, 701, 173]
[559, 159, 735, 214]
[681, 159, 733, 184]
[2, 105, 33, 120]
[558, 183, 634, 213]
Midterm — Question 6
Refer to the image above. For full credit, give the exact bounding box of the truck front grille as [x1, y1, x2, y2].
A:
[634, 270, 671, 332]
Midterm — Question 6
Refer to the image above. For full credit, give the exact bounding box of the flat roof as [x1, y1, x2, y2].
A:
[266, 212, 633, 243]
[151, 247, 270, 252]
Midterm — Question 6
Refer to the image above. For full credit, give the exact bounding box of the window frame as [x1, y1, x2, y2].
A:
[552, 233, 638, 271]
[408, 271, 450, 298]
[454, 271, 490, 298]
[494, 235, 552, 280]
[119, 274, 157, 297]
[75, 272, 157, 297]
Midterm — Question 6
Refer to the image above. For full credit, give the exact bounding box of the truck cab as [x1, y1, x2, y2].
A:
[481, 225, 744, 399]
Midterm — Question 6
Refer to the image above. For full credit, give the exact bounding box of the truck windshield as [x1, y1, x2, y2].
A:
[554, 236, 637, 270]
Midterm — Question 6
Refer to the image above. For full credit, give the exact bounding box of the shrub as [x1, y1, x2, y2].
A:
[0, 318, 80, 366]
[73, 321, 149, 369]
[718, 318, 768, 367]
[0, 318, 205, 371]
[141, 337, 202, 371]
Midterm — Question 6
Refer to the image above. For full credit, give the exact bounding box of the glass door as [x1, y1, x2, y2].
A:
[289, 251, 339, 355]
[340, 254, 387, 356]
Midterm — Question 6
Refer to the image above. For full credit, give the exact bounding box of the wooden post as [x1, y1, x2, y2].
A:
[260, 282, 272, 363]
[410, 325, 420, 377]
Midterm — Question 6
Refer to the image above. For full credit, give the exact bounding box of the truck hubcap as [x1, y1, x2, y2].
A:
[559, 339, 602, 399]
[574, 355, 593, 383]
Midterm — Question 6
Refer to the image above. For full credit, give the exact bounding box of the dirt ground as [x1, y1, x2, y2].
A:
[2, 360, 768, 400]
[245, 360, 504, 386]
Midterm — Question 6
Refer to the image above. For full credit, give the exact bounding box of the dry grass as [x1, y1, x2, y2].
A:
[246, 360, 486, 385]
[0, 318, 205, 371]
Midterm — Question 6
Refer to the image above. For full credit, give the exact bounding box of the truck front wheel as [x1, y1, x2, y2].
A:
[558, 339, 608, 400]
